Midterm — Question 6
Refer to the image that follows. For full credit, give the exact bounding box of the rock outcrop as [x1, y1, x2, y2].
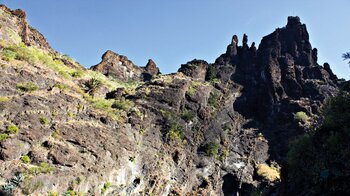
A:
[91, 51, 160, 82]
[214, 16, 339, 160]
[0, 5, 53, 52]
[178, 59, 208, 81]
[0, 5, 342, 196]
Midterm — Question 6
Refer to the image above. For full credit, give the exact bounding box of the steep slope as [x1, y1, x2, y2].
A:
[0, 5, 341, 196]
[214, 16, 338, 159]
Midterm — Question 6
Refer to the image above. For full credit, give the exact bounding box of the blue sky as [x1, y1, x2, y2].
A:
[2, 0, 350, 79]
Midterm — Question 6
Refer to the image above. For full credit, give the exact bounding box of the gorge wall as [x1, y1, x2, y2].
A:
[0, 5, 341, 196]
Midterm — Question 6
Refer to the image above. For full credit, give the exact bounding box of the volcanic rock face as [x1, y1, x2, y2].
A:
[215, 16, 338, 159]
[0, 5, 52, 52]
[178, 59, 208, 81]
[0, 5, 341, 196]
[91, 51, 160, 82]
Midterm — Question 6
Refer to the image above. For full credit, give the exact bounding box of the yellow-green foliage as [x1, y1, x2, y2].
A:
[0, 133, 9, 142]
[39, 117, 49, 125]
[70, 70, 84, 78]
[21, 155, 31, 164]
[256, 163, 280, 182]
[205, 142, 219, 157]
[187, 81, 203, 97]
[0, 42, 83, 79]
[187, 86, 197, 97]
[90, 98, 124, 121]
[85, 70, 143, 92]
[208, 91, 221, 108]
[101, 182, 112, 194]
[294, 111, 309, 123]
[64, 190, 77, 196]
[7, 124, 19, 134]
[112, 98, 134, 111]
[53, 83, 69, 91]
[48, 191, 58, 196]
[3, 27, 22, 44]
[92, 98, 114, 110]
[1, 47, 17, 61]
[29, 162, 55, 175]
[51, 130, 60, 139]
[220, 147, 229, 160]
[0, 96, 10, 102]
[166, 124, 184, 141]
[16, 82, 39, 92]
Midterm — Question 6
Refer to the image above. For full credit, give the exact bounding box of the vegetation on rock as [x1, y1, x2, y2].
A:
[7, 124, 18, 134]
[16, 82, 38, 92]
[287, 92, 350, 195]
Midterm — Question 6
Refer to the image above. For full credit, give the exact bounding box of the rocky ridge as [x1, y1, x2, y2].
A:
[0, 5, 341, 196]
[91, 51, 160, 82]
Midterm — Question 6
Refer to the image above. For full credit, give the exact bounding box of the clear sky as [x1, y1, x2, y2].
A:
[2, 0, 350, 79]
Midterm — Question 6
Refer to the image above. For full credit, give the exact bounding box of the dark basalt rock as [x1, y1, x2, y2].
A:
[142, 59, 160, 81]
[213, 16, 339, 161]
[0, 5, 344, 195]
[145, 59, 160, 76]
[178, 59, 208, 81]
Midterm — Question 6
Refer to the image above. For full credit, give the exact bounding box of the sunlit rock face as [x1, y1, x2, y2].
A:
[91, 51, 160, 82]
[0, 5, 340, 196]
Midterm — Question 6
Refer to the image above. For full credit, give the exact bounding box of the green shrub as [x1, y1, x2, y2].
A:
[208, 91, 221, 108]
[52, 130, 60, 138]
[1, 48, 17, 61]
[0, 133, 9, 142]
[93, 98, 114, 110]
[29, 162, 55, 175]
[16, 82, 38, 92]
[287, 93, 350, 194]
[206, 64, 217, 81]
[63, 190, 77, 196]
[112, 98, 134, 111]
[294, 111, 309, 123]
[0, 96, 10, 102]
[53, 83, 68, 91]
[187, 86, 197, 97]
[21, 155, 31, 164]
[67, 112, 76, 118]
[166, 123, 184, 141]
[7, 124, 19, 134]
[39, 117, 49, 125]
[181, 110, 195, 122]
[83, 78, 102, 96]
[71, 70, 84, 78]
[139, 128, 145, 135]
[101, 182, 112, 194]
[205, 142, 219, 157]
[48, 191, 58, 196]
[220, 147, 229, 161]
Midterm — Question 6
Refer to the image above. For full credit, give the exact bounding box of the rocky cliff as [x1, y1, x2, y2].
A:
[0, 5, 341, 196]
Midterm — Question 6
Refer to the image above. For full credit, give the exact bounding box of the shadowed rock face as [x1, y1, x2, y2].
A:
[214, 16, 339, 160]
[0, 5, 342, 196]
[178, 59, 208, 81]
